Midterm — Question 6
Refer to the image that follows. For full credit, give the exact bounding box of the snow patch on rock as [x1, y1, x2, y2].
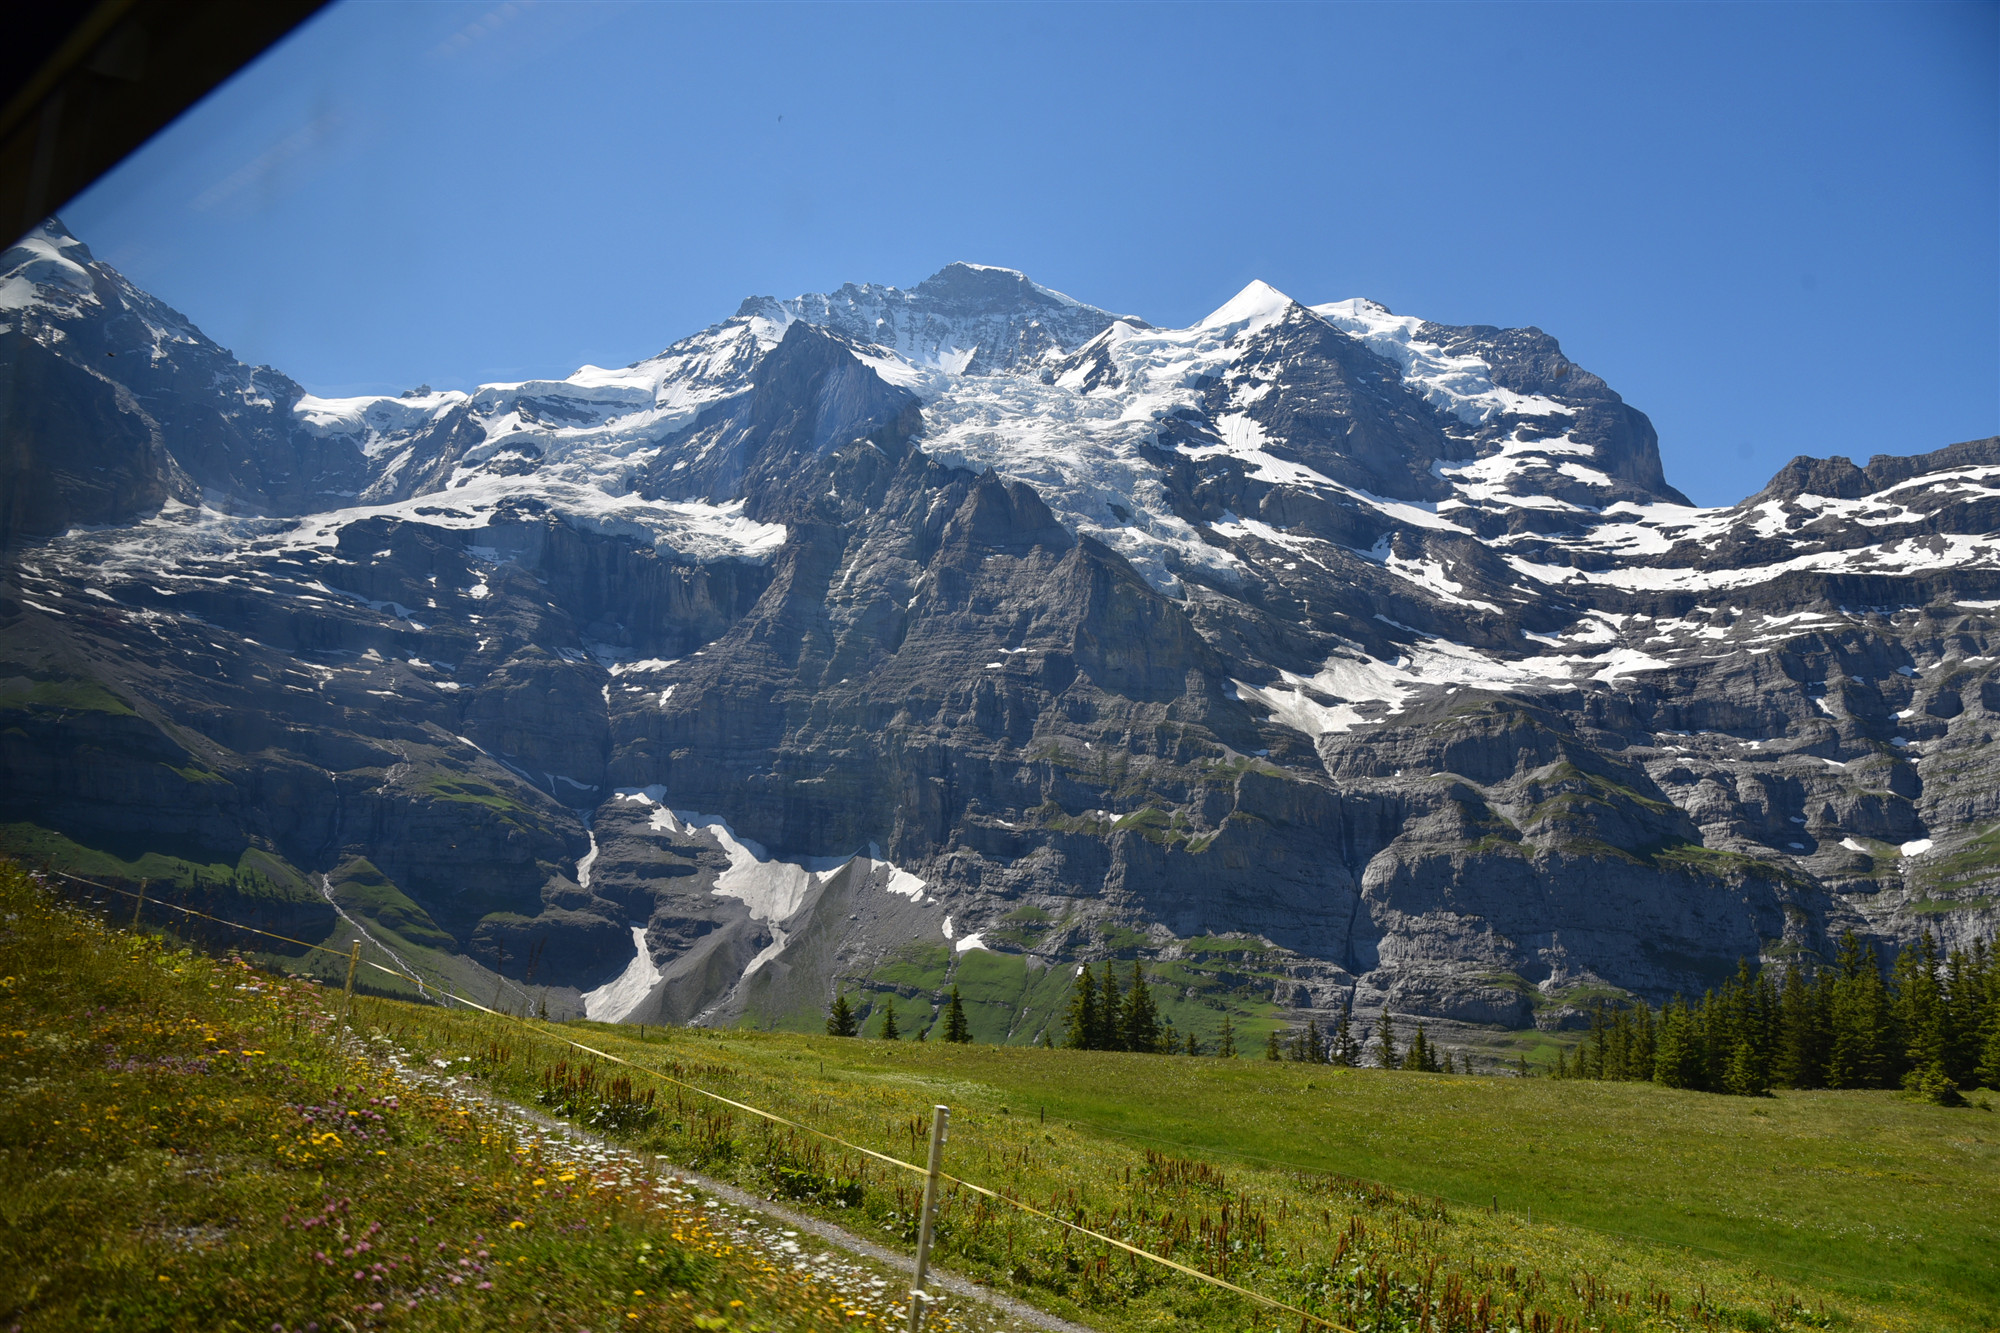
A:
[582, 926, 663, 1023]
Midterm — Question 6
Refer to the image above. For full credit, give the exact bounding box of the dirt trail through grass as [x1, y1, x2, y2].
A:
[376, 1039, 1098, 1333]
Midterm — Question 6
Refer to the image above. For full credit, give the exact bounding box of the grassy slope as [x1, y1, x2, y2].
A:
[13, 851, 1997, 1331]
[0, 821, 320, 909]
[0, 823, 567, 1020]
[775, 905, 1301, 1054]
[0, 865, 957, 1333]
[370, 1005, 1999, 1333]
[888, 1045, 2000, 1310]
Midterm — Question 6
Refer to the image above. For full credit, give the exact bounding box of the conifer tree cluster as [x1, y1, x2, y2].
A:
[1399, 1021, 1456, 1074]
[1275, 1000, 1368, 1066]
[1286, 1018, 1330, 1064]
[1060, 961, 1188, 1053]
[1270, 1004, 1461, 1072]
[827, 929, 1996, 1096]
[823, 984, 978, 1043]
[1552, 931, 2000, 1101]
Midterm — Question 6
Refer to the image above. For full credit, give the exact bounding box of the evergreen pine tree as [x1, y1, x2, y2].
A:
[1633, 999, 1658, 1081]
[1607, 1006, 1633, 1080]
[943, 986, 972, 1043]
[1121, 962, 1161, 1052]
[1705, 972, 1746, 1093]
[1814, 966, 1837, 1075]
[1723, 1039, 1768, 1096]
[1218, 1013, 1238, 1059]
[1905, 1059, 1967, 1106]
[1063, 967, 1097, 1050]
[1980, 946, 2000, 1090]
[1184, 1031, 1200, 1056]
[1330, 1000, 1357, 1067]
[1096, 962, 1123, 1051]
[1653, 997, 1703, 1089]
[1553, 1046, 1570, 1080]
[1373, 1009, 1398, 1070]
[1891, 931, 1948, 1090]
[1304, 1018, 1325, 1064]
[1751, 963, 1780, 1087]
[1775, 960, 1825, 1089]
[1827, 931, 1891, 1088]
[1979, 1011, 2000, 1091]
[879, 1003, 900, 1041]
[1401, 1022, 1441, 1073]
[1587, 1003, 1611, 1080]
[1265, 1029, 1282, 1061]
[1943, 944, 1985, 1087]
[827, 991, 858, 1037]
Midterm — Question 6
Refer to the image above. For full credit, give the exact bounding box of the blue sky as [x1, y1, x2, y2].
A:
[63, 0, 1997, 507]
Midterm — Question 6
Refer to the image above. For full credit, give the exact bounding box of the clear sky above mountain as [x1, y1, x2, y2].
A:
[60, 0, 1996, 508]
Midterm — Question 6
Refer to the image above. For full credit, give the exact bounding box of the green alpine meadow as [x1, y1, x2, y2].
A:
[4, 863, 1996, 1332]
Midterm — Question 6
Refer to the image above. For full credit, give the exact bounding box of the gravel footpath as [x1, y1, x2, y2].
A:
[377, 1042, 1097, 1333]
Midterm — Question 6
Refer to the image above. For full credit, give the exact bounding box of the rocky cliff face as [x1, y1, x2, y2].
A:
[3, 219, 1995, 1054]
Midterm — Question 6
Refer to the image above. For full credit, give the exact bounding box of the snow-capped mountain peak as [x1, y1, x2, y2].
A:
[916, 261, 1097, 313]
[1197, 279, 1300, 334]
[0, 220, 99, 317]
[16, 230, 1981, 622]
[254, 263, 1712, 600]
[1311, 298, 1576, 428]
[293, 389, 468, 457]
[738, 262, 1137, 377]
[1, 218, 209, 355]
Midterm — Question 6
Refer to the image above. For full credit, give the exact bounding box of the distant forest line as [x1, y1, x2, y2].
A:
[846, 931, 2000, 1104]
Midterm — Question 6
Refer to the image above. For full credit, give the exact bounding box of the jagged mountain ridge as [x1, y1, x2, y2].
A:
[3, 219, 1996, 1052]
[739, 261, 1141, 375]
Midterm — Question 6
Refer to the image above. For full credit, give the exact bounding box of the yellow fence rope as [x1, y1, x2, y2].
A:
[36, 867, 1359, 1331]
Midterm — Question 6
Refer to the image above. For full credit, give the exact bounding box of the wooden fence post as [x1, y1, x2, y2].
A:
[342, 939, 361, 1020]
[907, 1104, 949, 1333]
